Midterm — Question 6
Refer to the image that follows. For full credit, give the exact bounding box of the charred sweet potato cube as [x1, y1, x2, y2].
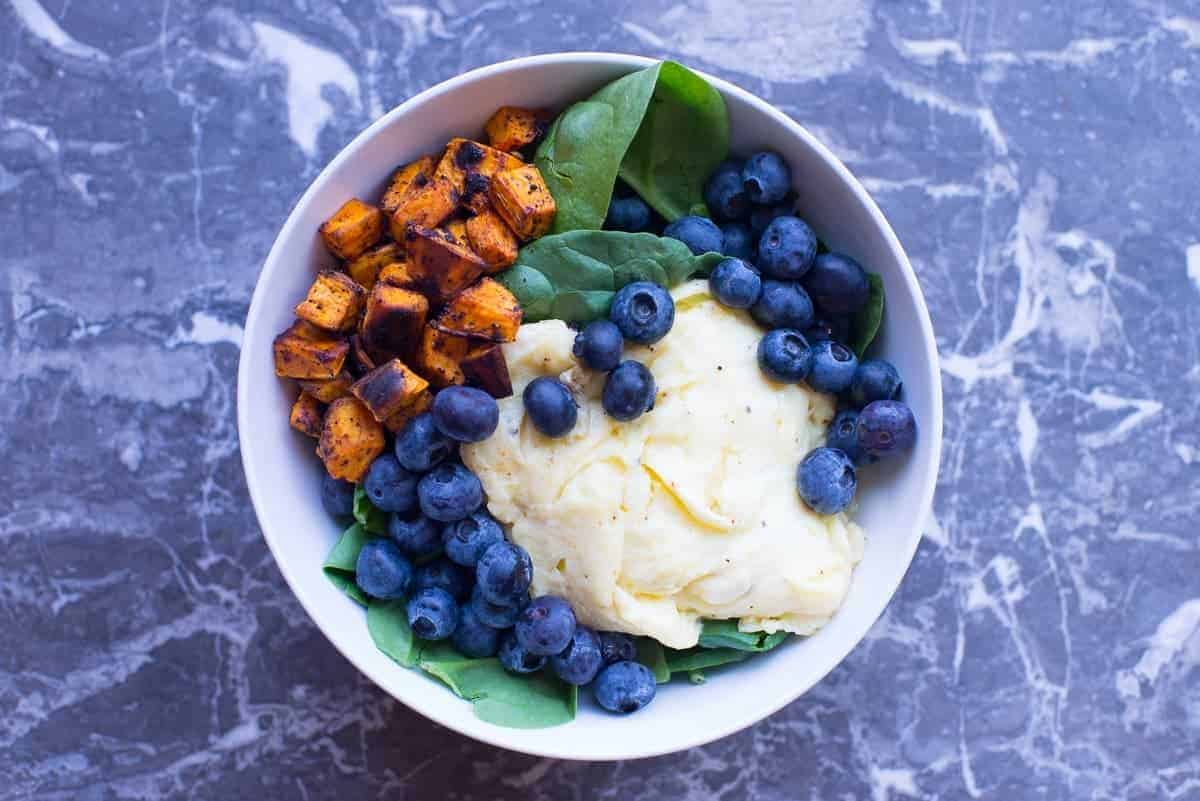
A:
[359, 283, 429, 362]
[465, 208, 519, 272]
[378, 259, 418, 289]
[345, 241, 403, 290]
[388, 174, 457, 238]
[403, 224, 487, 304]
[317, 397, 385, 481]
[298, 371, 353, 403]
[350, 358, 430, 422]
[294, 270, 366, 332]
[413, 324, 470, 388]
[435, 138, 524, 215]
[434, 277, 522, 342]
[290, 392, 324, 438]
[484, 106, 550, 153]
[461, 343, 513, 398]
[383, 389, 434, 433]
[380, 155, 436, 218]
[489, 165, 556, 240]
[319, 198, 384, 260]
[273, 320, 349, 379]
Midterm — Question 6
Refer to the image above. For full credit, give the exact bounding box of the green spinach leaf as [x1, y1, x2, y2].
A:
[697, 620, 790, 652]
[353, 485, 388, 534]
[849, 272, 884, 357]
[322, 523, 371, 606]
[367, 600, 419, 666]
[635, 637, 672, 684]
[664, 645, 750, 675]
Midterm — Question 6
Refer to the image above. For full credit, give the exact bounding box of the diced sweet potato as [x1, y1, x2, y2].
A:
[413, 324, 470, 388]
[465, 208, 519, 272]
[383, 389, 434, 433]
[290, 392, 324, 438]
[298, 371, 353, 403]
[461, 343, 513, 398]
[272, 320, 349, 379]
[442, 217, 469, 245]
[403, 224, 487, 304]
[380, 155, 436, 218]
[317, 397, 385, 482]
[319, 198, 384, 260]
[484, 106, 550, 153]
[359, 282, 429, 362]
[388, 174, 457, 238]
[435, 138, 524, 215]
[434, 277, 522, 342]
[294, 269, 366, 332]
[350, 358, 430, 422]
[489, 164, 556, 240]
[378, 259, 418, 289]
[349, 335, 377, 377]
[345, 242, 403, 290]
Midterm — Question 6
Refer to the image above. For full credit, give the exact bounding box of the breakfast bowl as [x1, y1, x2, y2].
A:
[237, 52, 942, 760]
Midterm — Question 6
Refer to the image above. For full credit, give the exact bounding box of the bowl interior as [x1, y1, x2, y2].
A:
[237, 53, 942, 760]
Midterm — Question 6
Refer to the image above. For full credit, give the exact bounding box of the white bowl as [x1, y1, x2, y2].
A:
[237, 52, 942, 761]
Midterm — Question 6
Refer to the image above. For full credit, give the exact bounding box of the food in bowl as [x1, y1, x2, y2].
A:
[268, 60, 917, 729]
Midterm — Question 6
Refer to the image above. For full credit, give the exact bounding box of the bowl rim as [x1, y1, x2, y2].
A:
[237, 51, 943, 761]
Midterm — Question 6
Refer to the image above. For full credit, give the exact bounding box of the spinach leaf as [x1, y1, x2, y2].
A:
[849, 272, 884, 357]
[635, 637, 672, 684]
[367, 600, 419, 666]
[322, 523, 371, 606]
[697, 620, 790, 652]
[501, 231, 723, 324]
[353, 485, 388, 534]
[664, 646, 750, 675]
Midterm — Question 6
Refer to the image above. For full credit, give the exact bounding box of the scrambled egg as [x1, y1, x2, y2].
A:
[461, 281, 865, 649]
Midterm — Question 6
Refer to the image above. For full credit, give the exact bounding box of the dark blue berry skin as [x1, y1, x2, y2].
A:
[594, 661, 657, 714]
[598, 632, 638, 665]
[804, 316, 851, 344]
[719, 222, 755, 261]
[807, 340, 858, 394]
[452, 604, 501, 657]
[516, 596, 577, 656]
[407, 587, 459, 640]
[847, 360, 903, 408]
[758, 216, 818, 280]
[797, 447, 857, 515]
[417, 463, 483, 522]
[856, 400, 917, 459]
[388, 512, 443, 559]
[431, 386, 499, 443]
[663, 215, 723, 256]
[443, 511, 504, 568]
[749, 198, 795, 236]
[709, 257, 762, 309]
[742, 151, 791, 204]
[609, 281, 675, 345]
[523, 377, 578, 438]
[364, 455, 418, 514]
[475, 541, 534, 605]
[751, 280, 815, 331]
[469, 585, 523, 629]
[703, 160, 750, 221]
[321, 475, 355, 519]
[803, 252, 870, 315]
[499, 630, 547, 674]
[757, 329, 813, 383]
[394, 412, 454, 473]
[551, 625, 603, 685]
[602, 361, 657, 422]
[827, 410, 866, 464]
[605, 196, 652, 232]
[573, 320, 623, 371]
[414, 557, 472, 601]
[354, 539, 413, 600]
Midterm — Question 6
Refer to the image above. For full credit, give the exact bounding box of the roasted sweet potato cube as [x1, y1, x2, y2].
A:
[383, 389, 434, 433]
[435, 138, 524, 215]
[461, 343, 513, 398]
[378, 259, 418, 289]
[359, 283, 429, 362]
[317, 397, 385, 482]
[403, 224, 487, 304]
[345, 242, 403, 290]
[465, 209, 519, 272]
[298, 371, 353, 403]
[350, 358, 430, 422]
[388, 175, 457, 238]
[273, 320, 349, 379]
[294, 270, 366, 332]
[290, 392, 324, 438]
[434, 277, 522, 342]
[413, 324, 470, 388]
[380, 155, 436, 218]
[320, 198, 384, 260]
[484, 106, 550, 152]
[442, 218, 469, 245]
[490, 165, 556, 240]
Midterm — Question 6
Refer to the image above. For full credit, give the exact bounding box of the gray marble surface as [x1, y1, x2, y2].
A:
[3, 0, 1198, 798]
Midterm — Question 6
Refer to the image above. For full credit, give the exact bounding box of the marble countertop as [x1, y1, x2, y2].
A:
[3, 0, 1198, 798]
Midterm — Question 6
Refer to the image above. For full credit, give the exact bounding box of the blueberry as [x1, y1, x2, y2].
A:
[751, 280, 814, 330]
[703, 160, 750, 221]
[414, 557, 472, 601]
[602, 361, 656, 422]
[551, 625, 603, 685]
[757, 329, 813, 383]
[742, 151, 791, 204]
[758, 216, 817, 280]
[452, 604, 501, 657]
[515, 595, 576, 656]
[354, 539, 413, 600]
[407, 587, 459, 640]
[431, 386, 499, 443]
[363, 455, 418, 514]
[749, 197, 795, 236]
[498, 630, 547, 674]
[719, 222, 755, 261]
[804, 316, 850, 344]
[387, 511, 443, 559]
[605, 196, 652, 232]
[807, 340, 858, 394]
[609, 281, 675, 345]
[475, 541, 533, 605]
[803, 252, 869, 315]
[573, 320, 623, 371]
[663, 215, 723, 256]
[827, 409, 866, 464]
[598, 632, 638, 665]
[797, 447, 857, 515]
[417, 463, 483, 522]
[469, 585, 523, 629]
[320, 474, 355, 519]
[443, 511, 504, 567]
[594, 661, 656, 714]
[523, 377, 578, 438]
[394, 412, 454, 472]
[847, 360, 902, 408]
[856, 400, 917, 459]
[709, 257, 762, 309]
